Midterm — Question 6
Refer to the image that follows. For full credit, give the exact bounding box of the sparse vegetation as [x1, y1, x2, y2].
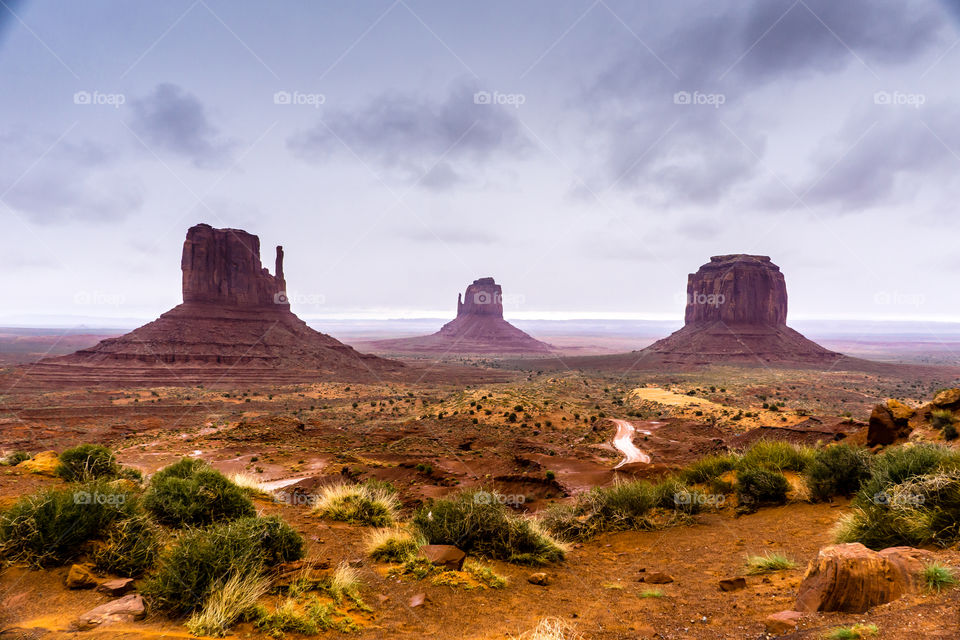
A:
[366, 526, 422, 562]
[745, 551, 796, 574]
[735, 467, 789, 507]
[806, 444, 872, 501]
[56, 444, 120, 481]
[921, 562, 957, 592]
[186, 571, 271, 637]
[510, 617, 583, 640]
[825, 624, 878, 639]
[91, 512, 161, 577]
[312, 482, 400, 527]
[0, 451, 31, 466]
[143, 458, 255, 527]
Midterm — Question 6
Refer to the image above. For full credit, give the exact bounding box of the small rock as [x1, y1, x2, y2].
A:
[348, 558, 364, 568]
[527, 572, 550, 586]
[72, 595, 145, 631]
[642, 572, 674, 584]
[409, 593, 426, 608]
[718, 577, 747, 592]
[65, 564, 98, 590]
[419, 545, 466, 571]
[763, 610, 804, 635]
[97, 578, 134, 597]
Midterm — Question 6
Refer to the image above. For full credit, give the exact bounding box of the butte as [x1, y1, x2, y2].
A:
[15, 223, 402, 385]
[366, 277, 553, 355]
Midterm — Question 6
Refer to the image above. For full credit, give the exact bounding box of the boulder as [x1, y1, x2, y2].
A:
[65, 564, 98, 590]
[642, 572, 674, 584]
[419, 545, 466, 571]
[16, 451, 58, 477]
[794, 543, 932, 613]
[764, 610, 805, 634]
[867, 400, 914, 446]
[718, 577, 747, 592]
[527, 572, 550, 586]
[96, 578, 134, 597]
[72, 594, 145, 631]
[933, 388, 960, 409]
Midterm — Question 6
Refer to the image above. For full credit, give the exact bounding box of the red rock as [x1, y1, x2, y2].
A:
[794, 543, 932, 613]
[24, 223, 402, 385]
[764, 610, 804, 634]
[408, 593, 426, 608]
[643, 255, 841, 365]
[96, 578, 134, 596]
[364, 277, 553, 355]
[642, 572, 674, 584]
[527, 572, 550, 586]
[718, 577, 747, 592]
[867, 400, 914, 446]
[72, 594, 145, 631]
[419, 544, 466, 571]
[65, 564, 98, 590]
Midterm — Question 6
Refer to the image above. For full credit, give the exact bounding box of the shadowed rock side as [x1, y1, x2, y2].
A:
[644, 254, 842, 365]
[13, 224, 402, 385]
[365, 277, 554, 355]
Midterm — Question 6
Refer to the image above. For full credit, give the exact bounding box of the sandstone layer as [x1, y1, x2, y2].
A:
[364, 277, 553, 355]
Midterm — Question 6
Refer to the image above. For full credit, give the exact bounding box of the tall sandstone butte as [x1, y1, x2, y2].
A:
[29, 223, 400, 383]
[366, 277, 553, 354]
[644, 254, 840, 364]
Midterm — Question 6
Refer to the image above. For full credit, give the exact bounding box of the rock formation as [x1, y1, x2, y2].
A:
[642, 254, 842, 365]
[24, 224, 401, 384]
[364, 277, 553, 355]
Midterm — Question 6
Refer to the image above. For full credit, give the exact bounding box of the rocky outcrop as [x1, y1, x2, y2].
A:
[72, 594, 145, 631]
[364, 277, 553, 355]
[794, 543, 932, 613]
[643, 255, 842, 365]
[25, 223, 401, 384]
[867, 399, 916, 446]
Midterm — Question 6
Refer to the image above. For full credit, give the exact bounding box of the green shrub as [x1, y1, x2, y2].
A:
[944, 423, 959, 441]
[858, 444, 958, 504]
[412, 490, 564, 565]
[142, 515, 304, 615]
[745, 551, 796, 574]
[738, 440, 812, 472]
[92, 513, 160, 577]
[0, 451, 31, 466]
[806, 444, 872, 501]
[0, 480, 137, 567]
[143, 458, 255, 527]
[56, 444, 119, 482]
[680, 453, 738, 484]
[736, 468, 789, 507]
[366, 527, 422, 563]
[921, 562, 958, 592]
[932, 409, 954, 429]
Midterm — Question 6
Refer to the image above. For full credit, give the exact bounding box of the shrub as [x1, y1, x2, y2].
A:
[738, 440, 812, 472]
[806, 444, 872, 501]
[680, 453, 738, 484]
[56, 444, 119, 482]
[921, 562, 958, 592]
[0, 451, 31, 466]
[745, 551, 796, 574]
[142, 515, 304, 615]
[858, 444, 957, 504]
[185, 571, 270, 637]
[736, 468, 789, 507]
[945, 423, 959, 441]
[412, 490, 564, 565]
[825, 624, 878, 640]
[366, 527, 422, 562]
[932, 409, 954, 429]
[91, 513, 160, 577]
[143, 458, 255, 527]
[0, 480, 137, 567]
[312, 482, 399, 527]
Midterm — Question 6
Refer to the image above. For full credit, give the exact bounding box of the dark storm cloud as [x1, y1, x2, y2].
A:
[585, 0, 948, 207]
[759, 106, 960, 212]
[130, 83, 235, 168]
[287, 84, 530, 189]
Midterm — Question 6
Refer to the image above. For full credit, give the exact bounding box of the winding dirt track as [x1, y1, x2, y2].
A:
[610, 418, 651, 467]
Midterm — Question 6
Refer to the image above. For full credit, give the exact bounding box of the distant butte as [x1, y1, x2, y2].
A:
[19, 223, 402, 384]
[365, 277, 554, 355]
[643, 254, 841, 365]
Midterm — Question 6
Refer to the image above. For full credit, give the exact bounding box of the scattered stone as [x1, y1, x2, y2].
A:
[408, 593, 426, 608]
[72, 595, 145, 631]
[65, 564, 98, 590]
[642, 572, 674, 584]
[16, 451, 59, 477]
[96, 578, 134, 597]
[764, 610, 804, 634]
[527, 572, 551, 586]
[867, 400, 915, 446]
[795, 543, 932, 613]
[718, 577, 747, 592]
[419, 545, 465, 571]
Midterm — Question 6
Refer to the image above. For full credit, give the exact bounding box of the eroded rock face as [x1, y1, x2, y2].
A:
[685, 255, 787, 326]
[182, 223, 287, 307]
[457, 277, 503, 318]
[794, 543, 932, 613]
[867, 399, 915, 446]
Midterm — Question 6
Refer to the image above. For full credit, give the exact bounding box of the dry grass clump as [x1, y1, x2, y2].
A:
[511, 617, 583, 640]
[185, 571, 271, 637]
[365, 526, 423, 562]
[312, 483, 400, 527]
[229, 472, 274, 498]
[745, 551, 796, 574]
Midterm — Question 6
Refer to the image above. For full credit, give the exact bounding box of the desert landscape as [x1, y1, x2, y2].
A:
[3, 2, 960, 640]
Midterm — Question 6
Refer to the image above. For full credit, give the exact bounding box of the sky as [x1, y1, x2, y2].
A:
[2, 0, 960, 326]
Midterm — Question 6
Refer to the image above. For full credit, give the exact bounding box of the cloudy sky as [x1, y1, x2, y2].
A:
[2, 0, 960, 326]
